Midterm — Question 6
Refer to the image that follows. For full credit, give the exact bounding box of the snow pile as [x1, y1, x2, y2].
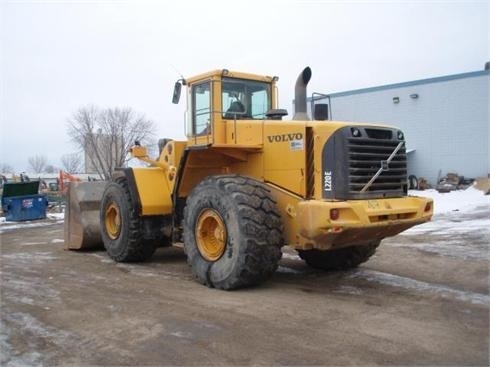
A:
[410, 186, 490, 215]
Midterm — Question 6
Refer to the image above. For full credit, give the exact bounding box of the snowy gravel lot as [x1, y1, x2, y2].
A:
[1, 187, 489, 366]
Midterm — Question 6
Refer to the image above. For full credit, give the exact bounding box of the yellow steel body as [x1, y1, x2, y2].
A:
[130, 141, 186, 216]
[271, 186, 432, 250]
[129, 69, 433, 250]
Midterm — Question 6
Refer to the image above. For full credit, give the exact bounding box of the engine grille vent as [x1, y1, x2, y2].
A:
[347, 136, 407, 195]
[322, 126, 408, 200]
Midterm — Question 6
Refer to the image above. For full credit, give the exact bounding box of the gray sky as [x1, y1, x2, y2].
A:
[1, 0, 488, 172]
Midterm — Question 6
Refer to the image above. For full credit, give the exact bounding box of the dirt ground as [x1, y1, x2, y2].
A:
[1, 206, 489, 366]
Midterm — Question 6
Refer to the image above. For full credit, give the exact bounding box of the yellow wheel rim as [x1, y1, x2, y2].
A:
[105, 203, 121, 240]
[196, 209, 227, 262]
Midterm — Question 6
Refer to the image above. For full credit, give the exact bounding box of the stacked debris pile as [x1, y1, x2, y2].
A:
[417, 177, 432, 190]
[407, 175, 432, 190]
[474, 177, 490, 195]
[436, 173, 474, 193]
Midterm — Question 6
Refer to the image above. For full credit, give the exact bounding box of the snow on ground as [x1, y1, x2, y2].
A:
[409, 186, 490, 215]
[0, 213, 64, 233]
[404, 186, 490, 234]
[46, 213, 65, 221]
[349, 268, 490, 306]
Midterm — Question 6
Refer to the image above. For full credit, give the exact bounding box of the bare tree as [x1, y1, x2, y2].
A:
[28, 155, 48, 173]
[61, 153, 82, 173]
[0, 163, 14, 173]
[67, 105, 155, 180]
[45, 164, 59, 174]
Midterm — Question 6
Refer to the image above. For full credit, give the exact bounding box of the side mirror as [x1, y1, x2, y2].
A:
[172, 81, 182, 104]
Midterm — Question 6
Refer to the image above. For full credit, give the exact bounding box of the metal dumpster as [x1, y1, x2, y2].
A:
[1, 181, 48, 221]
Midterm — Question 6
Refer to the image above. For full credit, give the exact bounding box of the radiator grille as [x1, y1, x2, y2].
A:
[347, 137, 407, 194]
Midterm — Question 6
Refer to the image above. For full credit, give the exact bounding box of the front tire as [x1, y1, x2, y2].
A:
[183, 175, 283, 290]
[298, 241, 380, 270]
[100, 177, 156, 262]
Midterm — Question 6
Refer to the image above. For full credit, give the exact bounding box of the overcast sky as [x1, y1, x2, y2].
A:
[1, 0, 488, 172]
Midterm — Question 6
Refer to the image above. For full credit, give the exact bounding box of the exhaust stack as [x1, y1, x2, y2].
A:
[293, 66, 312, 120]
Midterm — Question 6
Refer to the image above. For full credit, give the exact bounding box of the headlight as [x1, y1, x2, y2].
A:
[351, 128, 361, 137]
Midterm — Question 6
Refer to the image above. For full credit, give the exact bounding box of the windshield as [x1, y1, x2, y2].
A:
[222, 78, 271, 119]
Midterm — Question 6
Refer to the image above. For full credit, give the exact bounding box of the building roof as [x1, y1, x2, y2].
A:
[320, 69, 490, 99]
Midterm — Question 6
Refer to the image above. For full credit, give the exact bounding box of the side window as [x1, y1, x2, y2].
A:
[250, 89, 269, 119]
[222, 81, 246, 119]
[192, 82, 211, 135]
[222, 78, 271, 119]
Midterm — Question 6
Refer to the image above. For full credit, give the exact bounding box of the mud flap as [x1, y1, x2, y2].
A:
[64, 181, 107, 250]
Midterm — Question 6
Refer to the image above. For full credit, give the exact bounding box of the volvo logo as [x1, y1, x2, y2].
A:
[267, 133, 303, 143]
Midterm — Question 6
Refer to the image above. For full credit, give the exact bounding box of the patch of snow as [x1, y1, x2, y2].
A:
[409, 186, 490, 215]
[0, 318, 44, 367]
[47, 213, 64, 220]
[16, 297, 35, 306]
[334, 285, 364, 296]
[350, 269, 490, 306]
[390, 240, 490, 261]
[0, 221, 61, 233]
[50, 239, 64, 244]
[401, 211, 490, 245]
[4, 312, 74, 347]
[281, 252, 301, 261]
[115, 263, 158, 277]
[170, 331, 193, 339]
[406, 215, 490, 232]
[2, 251, 58, 264]
[2, 276, 61, 305]
[90, 253, 114, 263]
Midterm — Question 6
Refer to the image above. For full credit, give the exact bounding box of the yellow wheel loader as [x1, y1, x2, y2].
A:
[65, 67, 433, 290]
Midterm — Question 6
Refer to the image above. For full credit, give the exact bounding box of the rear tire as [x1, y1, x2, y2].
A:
[100, 177, 156, 262]
[298, 241, 380, 270]
[183, 175, 283, 290]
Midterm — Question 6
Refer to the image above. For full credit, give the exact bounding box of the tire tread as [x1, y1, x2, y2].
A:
[298, 242, 380, 271]
[183, 175, 283, 290]
[101, 177, 155, 262]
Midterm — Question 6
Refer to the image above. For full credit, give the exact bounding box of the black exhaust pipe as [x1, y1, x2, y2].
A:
[293, 66, 312, 120]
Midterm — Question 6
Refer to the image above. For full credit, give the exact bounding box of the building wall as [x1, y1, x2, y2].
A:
[313, 71, 489, 185]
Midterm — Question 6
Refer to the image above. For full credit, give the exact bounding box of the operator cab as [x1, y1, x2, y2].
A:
[172, 69, 280, 144]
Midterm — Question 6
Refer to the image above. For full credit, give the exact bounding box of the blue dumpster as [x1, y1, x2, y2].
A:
[1, 181, 48, 221]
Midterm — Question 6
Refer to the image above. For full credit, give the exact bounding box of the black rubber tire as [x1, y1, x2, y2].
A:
[100, 177, 156, 262]
[408, 175, 418, 190]
[183, 175, 284, 290]
[298, 241, 380, 271]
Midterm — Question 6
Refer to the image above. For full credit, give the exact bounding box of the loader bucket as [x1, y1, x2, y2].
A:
[64, 181, 107, 250]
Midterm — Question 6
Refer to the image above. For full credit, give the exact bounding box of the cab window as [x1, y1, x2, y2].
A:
[222, 78, 271, 119]
[192, 81, 211, 135]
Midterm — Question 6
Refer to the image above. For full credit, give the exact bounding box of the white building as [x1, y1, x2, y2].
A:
[307, 67, 489, 185]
